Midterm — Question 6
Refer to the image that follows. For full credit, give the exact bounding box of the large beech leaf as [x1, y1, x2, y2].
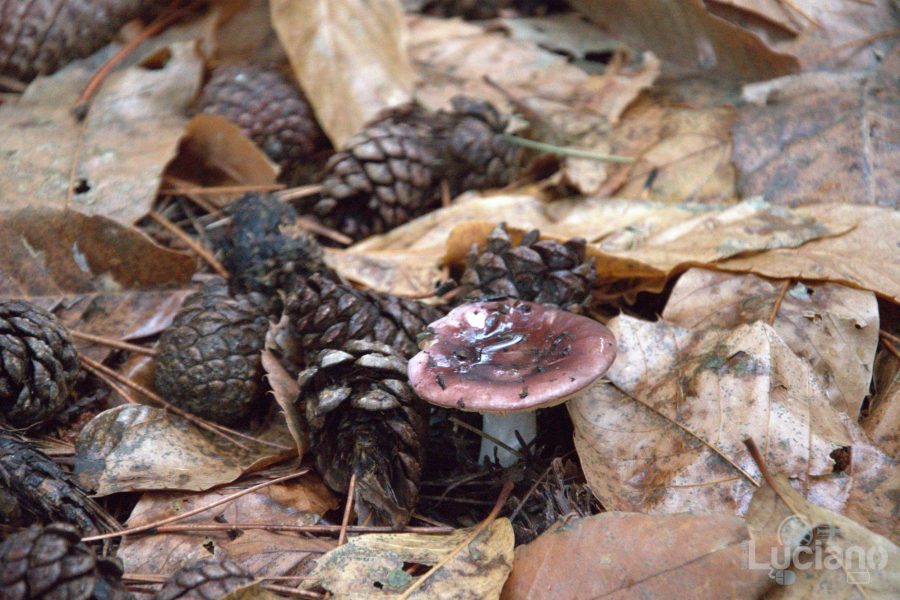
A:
[569, 317, 852, 515]
[663, 269, 879, 418]
[0, 43, 203, 225]
[271, 0, 414, 148]
[74, 405, 294, 495]
[304, 519, 514, 598]
[745, 472, 900, 598]
[501, 512, 774, 599]
[0, 208, 195, 358]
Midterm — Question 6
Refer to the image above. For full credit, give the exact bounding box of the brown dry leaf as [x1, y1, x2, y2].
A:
[733, 55, 899, 208]
[716, 204, 900, 303]
[863, 351, 900, 458]
[74, 405, 294, 495]
[0, 208, 194, 359]
[663, 269, 879, 418]
[599, 97, 737, 203]
[569, 316, 853, 515]
[706, 0, 896, 70]
[0, 42, 203, 225]
[498, 13, 625, 63]
[501, 512, 774, 599]
[745, 471, 900, 598]
[119, 477, 337, 574]
[304, 518, 514, 598]
[163, 114, 279, 199]
[261, 349, 306, 458]
[212, 0, 286, 65]
[221, 530, 334, 578]
[569, 0, 799, 80]
[271, 0, 414, 148]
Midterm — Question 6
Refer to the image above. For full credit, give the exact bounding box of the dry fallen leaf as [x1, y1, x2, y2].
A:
[745, 470, 900, 598]
[733, 54, 899, 208]
[501, 512, 774, 599]
[0, 42, 203, 225]
[74, 405, 294, 495]
[119, 477, 337, 575]
[663, 269, 879, 418]
[261, 348, 306, 459]
[305, 518, 514, 598]
[862, 351, 900, 458]
[271, 0, 415, 147]
[0, 208, 195, 359]
[569, 316, 852, 515]
[569, 0, 799, 80]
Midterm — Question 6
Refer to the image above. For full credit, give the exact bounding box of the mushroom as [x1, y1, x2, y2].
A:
[408, 299, 616, 466]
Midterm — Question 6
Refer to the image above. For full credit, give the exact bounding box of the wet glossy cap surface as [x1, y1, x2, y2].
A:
[407, 300, 616, 412]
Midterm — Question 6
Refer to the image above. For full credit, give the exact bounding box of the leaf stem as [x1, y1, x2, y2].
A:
[501, 134, 635, 164]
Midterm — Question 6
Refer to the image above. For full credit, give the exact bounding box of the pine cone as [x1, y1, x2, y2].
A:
[457, 223, 595, 312]
[154, 279, 270, 426]
[0, 433, 118, 536]
[0, 300, 79, 428]
[155, 558, 253, 600]
[313, 97, 518, 241]
[281, 272, 443, 364]
[217, 193, 325, 300]
[0, 0, 162, 83]
[0, 522, 129, 600]
[198, 63, 327, 183]
[298, 341, 427, 527]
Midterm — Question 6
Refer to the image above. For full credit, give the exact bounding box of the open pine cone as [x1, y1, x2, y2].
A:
[154, 278, 270, 426]
[155, 558, 253, 600]
[456, 223, 595, 312]
[0, 0, 162, 83]
[0, 300, 79, 428]
[298, 341, 428, 527]
[0, 523, 129, 600]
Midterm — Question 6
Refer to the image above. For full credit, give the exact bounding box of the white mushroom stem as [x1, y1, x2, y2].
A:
[479, 412, 537, 467]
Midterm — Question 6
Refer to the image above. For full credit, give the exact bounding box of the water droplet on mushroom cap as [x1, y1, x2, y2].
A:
[408, 300, 616, 412]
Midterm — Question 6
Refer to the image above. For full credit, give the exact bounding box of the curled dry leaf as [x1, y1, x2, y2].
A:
[74, 405, 295, 495]
[569, 316, 853, 515]
[745, 471, 900, 598]
[0, 42, 203, 225]
[733, 55, 899, 209]
[862, 351, 900, 458]
[271, 0, 414, 148]
[261, 348, 306, 459]
[501, 512, 774, 600]
[119, 478, 337, 575]
[304, 518, 514, 599]
[568, 0, 799, 80]
[0, 208, 195, 359]
[663, 269, 879, 418]
[220, 530, 335, 579]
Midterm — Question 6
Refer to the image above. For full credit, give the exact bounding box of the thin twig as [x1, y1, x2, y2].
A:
[73, 1, 201, 117]
[768, 279, 791, 325]
[162, 183, 285, 196]
[295, 215, 353, 245]
[277, 184, 323, 202]
[502, 134, 635, 164]
[398, 480, 513, 599]
[447, 415, 527, 463]
[879, 330, 900, 345]
[71, 330, 157, 356]
[339, 472, 357, 546]
[508, 461, 556, 522]
[148, 210, 229, 277]
[152, 522, 454, 535]
[881, 337, 900, 361]
[80, 354, 291, 451]
[81, 470, 309, 542]
[80, 360, 141, 405]
[262, 584, 324, 599]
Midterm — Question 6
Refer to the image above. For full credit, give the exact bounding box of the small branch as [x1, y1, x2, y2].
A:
[161, 183, 285, 196]
[152, 522, 454, 535]
[881, 336, 900, 361]
[262, 584, 324, 599]
[148, 210, 229, 278]
[277, 184, 323, 201]
[501, 134, 635, 164]
[338, 472, 357, 546]
[81, 470, 309, 542]
[71, 330, 157, 356]
[398, 480, 513, 599]
[295, 216, 353, 245]
[80, 359, 141, 405]
[768, 279, 791, 325]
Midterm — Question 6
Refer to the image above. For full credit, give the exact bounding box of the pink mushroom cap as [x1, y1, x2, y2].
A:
[407, 300, 616, 413]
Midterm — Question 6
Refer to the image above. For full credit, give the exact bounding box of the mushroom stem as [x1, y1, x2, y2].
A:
[479, 412, 536, 467]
